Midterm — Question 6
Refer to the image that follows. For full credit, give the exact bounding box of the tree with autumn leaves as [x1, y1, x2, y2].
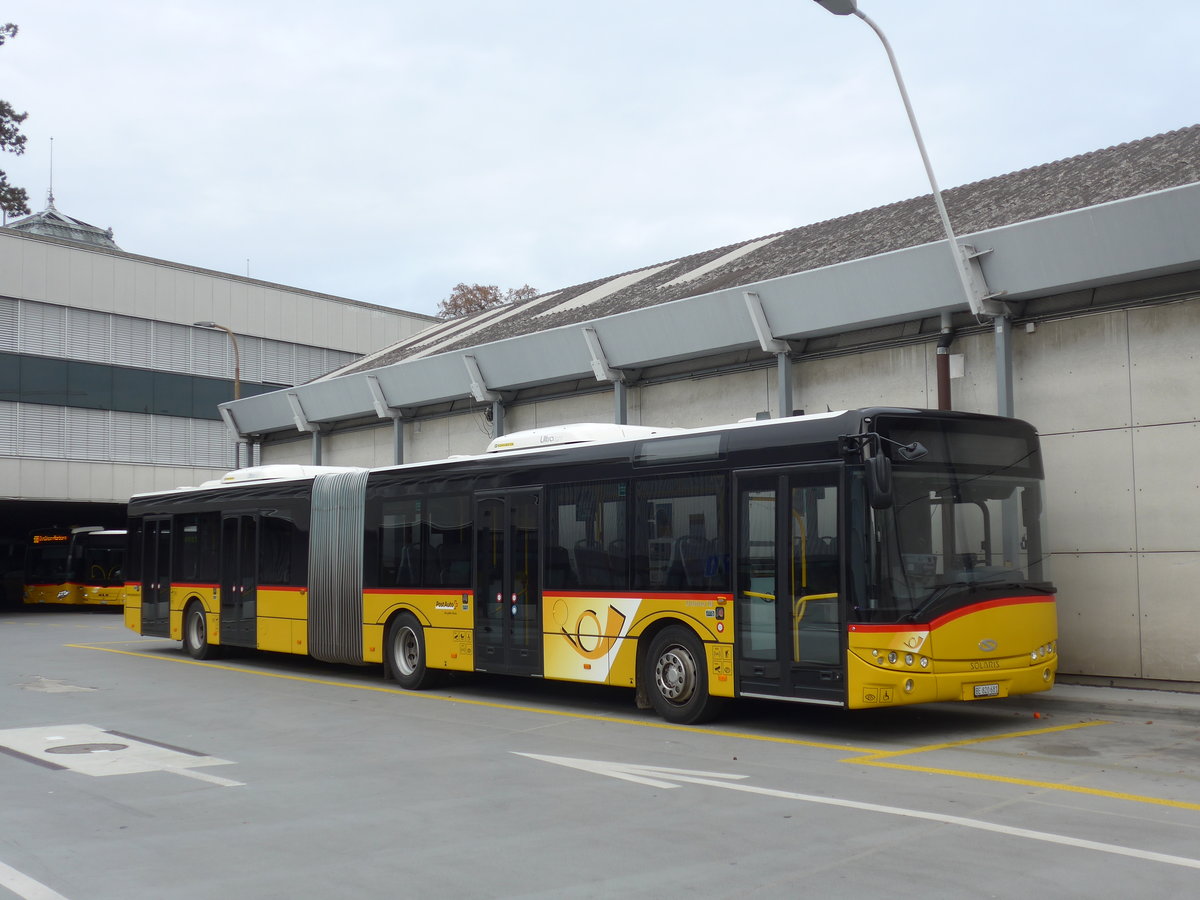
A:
[437, 282, 538, 319]
[0, 24, 31, 218]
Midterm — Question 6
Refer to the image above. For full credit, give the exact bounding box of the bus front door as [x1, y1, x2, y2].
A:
[219, 514, 258, 647]
[141, 518, 172, 637]
[474, 491, 541, 676]
[735, 469, 845, 705]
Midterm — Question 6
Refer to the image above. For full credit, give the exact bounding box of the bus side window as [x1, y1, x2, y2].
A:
[258, 514, 304, 586]
[634, 475, 728, 591]
[429, 495, 472, 588]
[548, 481, 628, 590]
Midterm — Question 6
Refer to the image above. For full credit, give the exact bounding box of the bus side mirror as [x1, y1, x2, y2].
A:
[866, 454, 893, 509]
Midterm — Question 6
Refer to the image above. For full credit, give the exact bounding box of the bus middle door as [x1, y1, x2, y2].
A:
[220, 513, 258, 647]
[474, 490, 542, 676]
[735, 468, 845, 704]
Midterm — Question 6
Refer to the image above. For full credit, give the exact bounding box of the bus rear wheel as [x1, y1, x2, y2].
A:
[182, 602, 218, 660]
[643, 625, 726, 725]
[386, 613, 439, 690]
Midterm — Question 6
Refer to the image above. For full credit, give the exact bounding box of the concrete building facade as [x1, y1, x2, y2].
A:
[0, 210, 436, 599]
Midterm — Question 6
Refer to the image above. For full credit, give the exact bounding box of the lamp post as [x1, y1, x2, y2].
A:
[811, 1, 996, 319]
[811, 0, 1011, 419]
[194, 321, 243, 468]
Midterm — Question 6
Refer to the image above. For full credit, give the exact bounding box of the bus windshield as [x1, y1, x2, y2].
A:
[851, 419, 1052, 625]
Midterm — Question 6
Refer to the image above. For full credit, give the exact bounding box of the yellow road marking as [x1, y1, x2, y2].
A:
[843, 721, 1200, 812]
[67, 640, 1200, 811]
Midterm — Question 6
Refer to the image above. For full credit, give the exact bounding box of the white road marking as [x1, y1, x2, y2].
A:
[164, 766, 246, 787]
[0, 859, 70, 900]
[0, 725, 240, 786]
[517, 753, 1200, 871]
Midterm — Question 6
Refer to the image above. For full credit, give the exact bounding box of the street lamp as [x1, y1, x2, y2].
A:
[194, 321, 243, 468]
[810, 0, 1002, 321]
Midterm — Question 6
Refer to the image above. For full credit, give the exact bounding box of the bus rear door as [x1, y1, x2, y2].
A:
[220, 514, 258, 647]
[474, 490, 542, 676]
[735, 468, 845, 705]
[141, 518, 172, 636]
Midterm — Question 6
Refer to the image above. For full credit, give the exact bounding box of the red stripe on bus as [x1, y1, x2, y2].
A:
[848, 595, 1055, 633]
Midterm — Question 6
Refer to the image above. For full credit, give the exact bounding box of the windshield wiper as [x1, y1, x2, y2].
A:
[903, 580, 1054, 623]
[902, 581, 973, 623]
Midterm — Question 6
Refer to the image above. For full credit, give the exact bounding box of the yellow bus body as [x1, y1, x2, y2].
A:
[846, 596, 1057, 708]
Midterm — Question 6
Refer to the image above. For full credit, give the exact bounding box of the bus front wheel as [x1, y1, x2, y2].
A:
[386, 613, 439, 690]
[182, 603, 217, 660]
[643, 625, 726, 725]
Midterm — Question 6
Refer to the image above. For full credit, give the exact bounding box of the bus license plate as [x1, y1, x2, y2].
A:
[973, 683, 1000, 698]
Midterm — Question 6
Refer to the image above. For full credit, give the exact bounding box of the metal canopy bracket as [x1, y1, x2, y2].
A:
[286, 391, 319, 434]
[364, 374, 394, 419]
[218, 406, 242, 442]
[743, 292, 790, 354]
[581, 326, 624, 383]
[463, 354, 501, 403]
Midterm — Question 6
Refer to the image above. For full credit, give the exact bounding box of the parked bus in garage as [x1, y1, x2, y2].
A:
[24, 527, 127, 606]
[123, 408, 1057, 723]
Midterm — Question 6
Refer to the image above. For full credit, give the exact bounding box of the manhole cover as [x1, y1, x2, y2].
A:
[45, 743, 129, 755]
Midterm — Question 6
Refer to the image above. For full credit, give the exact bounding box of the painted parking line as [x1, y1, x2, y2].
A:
[68, 640, 1200, 811]
[0, 858, 70, 900]
[842, 722, 1200, 812]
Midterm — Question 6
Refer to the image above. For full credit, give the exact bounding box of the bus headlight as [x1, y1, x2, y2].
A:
[904, 679, 915, 693]
[887, 651, 898, 664]
[919, 657, 929, 668]
[904, 653, 914, 666]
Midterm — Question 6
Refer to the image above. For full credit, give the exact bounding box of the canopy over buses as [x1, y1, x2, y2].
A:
[124, 409, 1056, 723]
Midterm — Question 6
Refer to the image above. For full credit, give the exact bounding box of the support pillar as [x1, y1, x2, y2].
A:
[994, 314, 1014, 418]
[776, 352, 793, 419]
[491, 400, 506, 440]
[392, 414, 405, 466]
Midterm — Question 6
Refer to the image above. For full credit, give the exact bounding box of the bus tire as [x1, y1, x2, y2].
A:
[643, 625, 726, 725]
[386, 612, 439, 690]
[182, 602, 218, 660]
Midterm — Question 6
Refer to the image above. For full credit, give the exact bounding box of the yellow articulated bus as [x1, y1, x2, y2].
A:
[24, 527, 127, 606]
[124, 409, 1056, 723]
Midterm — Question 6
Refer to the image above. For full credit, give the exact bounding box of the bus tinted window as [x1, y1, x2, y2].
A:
[175, 513, 220, 583]
[380, 497, 424, 587]
[429, 495, 472, 588]
[547, 482, 628, 589]
[259, 514, 305, 587]
[634, 475, 728, 591]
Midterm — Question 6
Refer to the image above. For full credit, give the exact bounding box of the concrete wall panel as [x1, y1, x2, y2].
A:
[1052, 552, 1141, 677]
[1013, 312, 1131, 434]
[1132, 422, 1200, 552]
[1136, 552, 1200, 681]
[20, 240, 46, 302]
[1129, 299, 1200, 427]
[798, 343, 929, 415]
[529, 392, 613, 430]
[639, 371, 767, 429]
[1040, 430, 1136, 553]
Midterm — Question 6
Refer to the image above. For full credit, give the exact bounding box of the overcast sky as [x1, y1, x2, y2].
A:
[3, 1, 1197, 318]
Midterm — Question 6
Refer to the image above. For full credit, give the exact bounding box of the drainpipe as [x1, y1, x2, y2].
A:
[935, 312, 955, 410]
